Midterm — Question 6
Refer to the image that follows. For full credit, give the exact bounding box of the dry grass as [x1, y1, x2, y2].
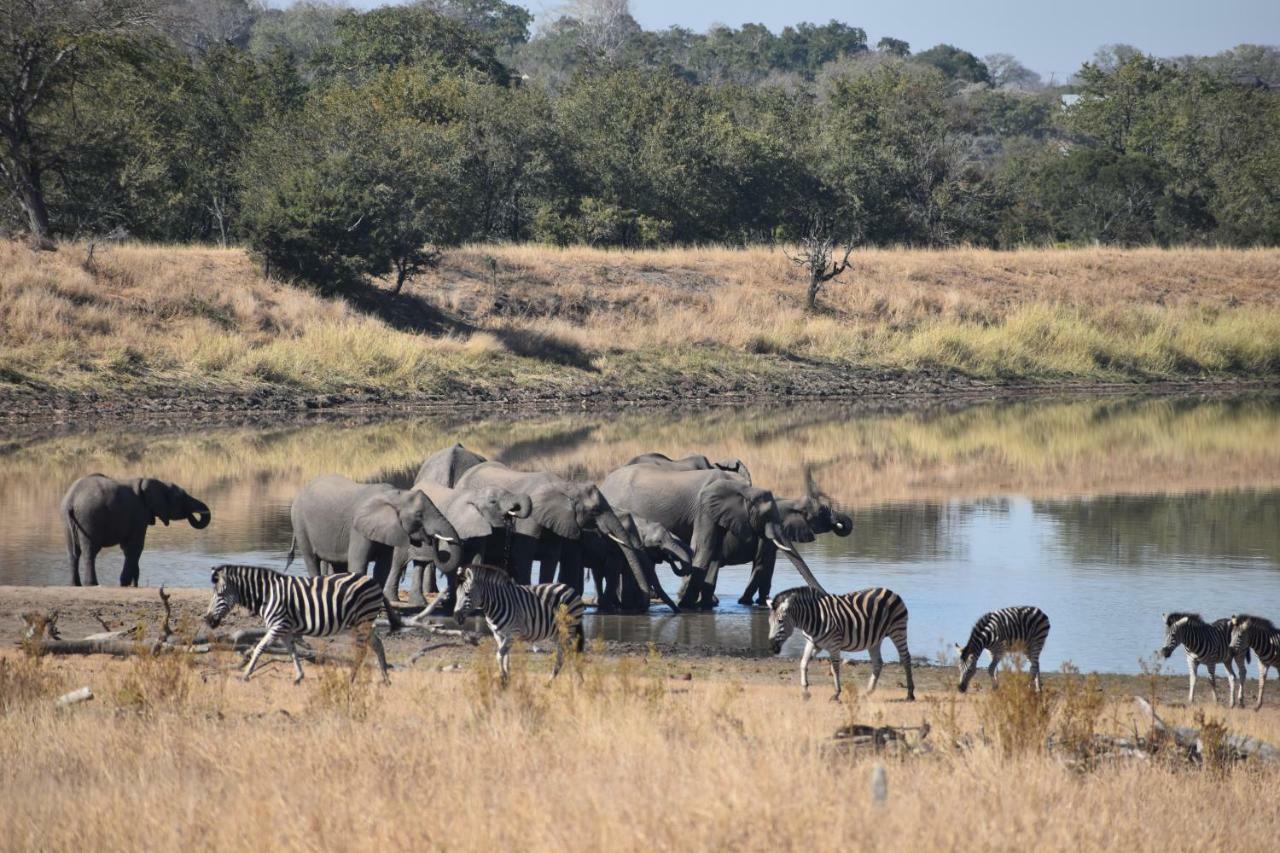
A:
[2, 646, 1279, 852]
[3, 241, 1280, 397]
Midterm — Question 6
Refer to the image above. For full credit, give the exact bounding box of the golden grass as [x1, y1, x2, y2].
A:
[2, 646, 1278, 852]
[3, 240, 1280, 396]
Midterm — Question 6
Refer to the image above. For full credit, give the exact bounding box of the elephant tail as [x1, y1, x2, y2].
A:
[382, 595, 404, 633]
[284, 536, 296, 571]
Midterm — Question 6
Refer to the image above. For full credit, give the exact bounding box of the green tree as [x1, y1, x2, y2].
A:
[912, 43, 990, 85]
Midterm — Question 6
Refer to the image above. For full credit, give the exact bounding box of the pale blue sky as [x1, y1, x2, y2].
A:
[342, 1, 1280, 81]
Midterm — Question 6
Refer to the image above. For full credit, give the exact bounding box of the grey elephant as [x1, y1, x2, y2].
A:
[287, 475, 462, 595]
[601, 466, 825, 609]
[584, 511, 693, 612]
[387, 479, 533, 610]
[625, 452, 752, 484]
[737, 472, 852, 606]
[60, 474, 212, 586]
[417, 444, 679, 613]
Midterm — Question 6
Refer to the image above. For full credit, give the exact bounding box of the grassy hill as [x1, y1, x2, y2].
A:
[2, 240, 1278, 413]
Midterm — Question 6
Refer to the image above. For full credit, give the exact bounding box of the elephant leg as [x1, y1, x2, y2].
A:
[740, 547, 777, 607]
[537, 538, 562, 586]
[614, 555, 640, 612]
[697, 561, 723, 610]
[120, 537, 144, 587]
[557, 542, 584, 595]
[370, 550, 394, 591]
[677, 568, 707, 610]
[425, 564, 439, 595]
[382, 549, 409, 604]
[507, 534, 537, 586]
[79, 543, 101, 587]
[296, 531, 322, 578]
[65, 524, 82, 586]
[406, 561, 429, 608]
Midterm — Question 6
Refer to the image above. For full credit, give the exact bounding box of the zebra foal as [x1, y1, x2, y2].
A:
[204, 564, 400, 684]
[766, 586, 915, 702]
[1228, 614, 1280, 710]
[955, 606, 1050, 693]
[454, 564, 585, 683]
[1160, 612, 1248, 707]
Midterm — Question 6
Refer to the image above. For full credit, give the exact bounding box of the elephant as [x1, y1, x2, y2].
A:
[625, 452, 752, 484]
[601, 466, 826, 610]
[286, 475, 462, 596]
[386, 480, 533, 611]
[737, 472, 852, 606]
[418, 444, 680, 613]
[584, 511, 693, 613]
[60, 474, 212, 586]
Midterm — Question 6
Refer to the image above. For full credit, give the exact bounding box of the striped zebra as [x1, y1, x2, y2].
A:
[1228, 614, 1280, 710]
[1160, 613, 1249, 707]
[454, 564, 586, 683]
[204, 564, 401, 684]
[766, 586, 915, 702]
[955, 606, 1050, 693]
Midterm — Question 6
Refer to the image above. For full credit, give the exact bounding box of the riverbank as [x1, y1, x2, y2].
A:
[3, 585, 1278, 850]
[3, 241, 1278, 421]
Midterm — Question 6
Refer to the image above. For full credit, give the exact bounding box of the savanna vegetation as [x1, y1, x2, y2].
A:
[1, 613, 1278, 851]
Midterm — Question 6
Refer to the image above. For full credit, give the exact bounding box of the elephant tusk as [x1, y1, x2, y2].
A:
[436, 535, 457, 544]
[770, 537, 796, 554]
[607, 533, 629, 547]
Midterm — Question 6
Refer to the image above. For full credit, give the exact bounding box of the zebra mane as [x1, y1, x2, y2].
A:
[1164, 612, 1203, 626]
[1235, 614, 1277, 632]
[771, 586, 821, 608]
[465, 564, 514, 585]
[214, 563, 285, 581]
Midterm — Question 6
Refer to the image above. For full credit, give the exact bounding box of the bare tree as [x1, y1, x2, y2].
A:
[984, 53, 1043, 91]
[784, 215, 860, 311]
[0, 0, 160, 249]
[559, 0, 636, 62]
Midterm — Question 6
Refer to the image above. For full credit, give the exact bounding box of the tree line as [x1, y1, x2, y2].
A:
[2, 0, 1278, 291]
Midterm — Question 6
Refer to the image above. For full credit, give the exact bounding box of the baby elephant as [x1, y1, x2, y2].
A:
[61, 474, 212, 586]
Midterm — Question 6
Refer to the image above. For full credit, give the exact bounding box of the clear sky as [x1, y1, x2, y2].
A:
[345, 1, 1280, 81]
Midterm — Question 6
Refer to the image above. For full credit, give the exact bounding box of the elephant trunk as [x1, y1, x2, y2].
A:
[831, 511, 853, 537]
[664, 539, 694, 575]
[598, 512, 678, 612]
[432, 538, 464, 574]
[187, 498, 212, 530]
[766, 523, 826, 594]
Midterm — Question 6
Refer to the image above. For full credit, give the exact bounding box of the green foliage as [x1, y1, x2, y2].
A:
[5, 4, 1280, 255]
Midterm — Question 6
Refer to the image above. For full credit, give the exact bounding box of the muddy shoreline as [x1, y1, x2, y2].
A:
[1, 370, 1274, 431]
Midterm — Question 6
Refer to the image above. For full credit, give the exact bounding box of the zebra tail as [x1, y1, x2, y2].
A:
[383, 595, 404, 633]
[574, 624, 585, 654]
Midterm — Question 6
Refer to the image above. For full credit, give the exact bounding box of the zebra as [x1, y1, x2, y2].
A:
[204, 564, 401, 684]
[1160, 612, 1249, 707]
[955, 606, 1050, 693]
[766, 586, 915, 702]
[1228, 614, 1280, 710]
[454, 564, 586, 683]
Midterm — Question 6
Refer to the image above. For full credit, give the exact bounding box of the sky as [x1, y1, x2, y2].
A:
[345, 1, 1280, 81]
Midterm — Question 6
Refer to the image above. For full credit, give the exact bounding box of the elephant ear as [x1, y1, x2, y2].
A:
[353, 495, 411, 547]
[701, 480, 753, 540]
[449, 501, 496, 540]
[133, 478, 172, 525]
[528, 484, 583, 539]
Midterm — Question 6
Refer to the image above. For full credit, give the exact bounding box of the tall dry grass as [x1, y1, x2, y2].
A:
[3, 241, 1280, 396]
[1, 647, 1277, 852]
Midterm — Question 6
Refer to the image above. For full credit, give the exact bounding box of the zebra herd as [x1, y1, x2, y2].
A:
[201, 561, 1280, 709]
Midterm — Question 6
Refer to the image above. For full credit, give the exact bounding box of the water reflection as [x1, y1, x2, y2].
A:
[2, 394, 1279, 672]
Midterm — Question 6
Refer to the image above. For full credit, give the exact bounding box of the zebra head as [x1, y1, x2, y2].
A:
[954, 642, 981, 693]
[454, 567, 477, 626]
[1160, 613, 1200, 658]
[766, 592, 797, 654]
[204, 566, 239, 627]
[1229, 614, 1263, 655]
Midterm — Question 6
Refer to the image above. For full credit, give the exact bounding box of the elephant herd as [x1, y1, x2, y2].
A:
[59, 447, 853, 612]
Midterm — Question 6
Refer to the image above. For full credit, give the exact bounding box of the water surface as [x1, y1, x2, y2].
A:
[3, 395, 1278, 673]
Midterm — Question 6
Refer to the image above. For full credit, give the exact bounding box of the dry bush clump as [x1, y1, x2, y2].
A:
[0, 654, 60, 713]
[975, 658, 1056, 757]
[113, 649, 195, 714]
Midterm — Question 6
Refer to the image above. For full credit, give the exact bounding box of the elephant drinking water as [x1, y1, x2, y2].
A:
[60, 474, 212, 586]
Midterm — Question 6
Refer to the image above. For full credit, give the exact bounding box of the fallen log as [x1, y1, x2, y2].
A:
[55, 687, 94, 708]
[1131, 696, 1279, 764]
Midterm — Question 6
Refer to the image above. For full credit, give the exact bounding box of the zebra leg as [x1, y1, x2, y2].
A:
[281, 634, 305, 684]
[368, 629, 391, 686]
[1206, 662, 1219, 704]
[1030, 654, 1042, 694]
[829, 655, 842, 702]
[1255, 663, 1268, 710]
[1225, 660, 1238, 709]
[866, 646, 884, 696]
[988, 654, 1001, 689]
[799, 638, 816, 697]
[1187, 657, 1198, 704]
[243, 626, 280, 682]
[495, 633, 512, 686]
[551, 642, 564, 682]
[891, 631, 915, 701]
